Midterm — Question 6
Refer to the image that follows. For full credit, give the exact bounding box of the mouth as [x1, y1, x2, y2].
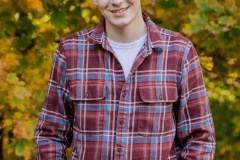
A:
[110, 6, 130, 14]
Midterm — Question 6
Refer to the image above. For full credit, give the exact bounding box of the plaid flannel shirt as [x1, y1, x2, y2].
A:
[35, 13, 215, 160]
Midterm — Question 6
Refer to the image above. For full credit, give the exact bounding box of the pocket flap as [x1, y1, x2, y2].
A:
[69, 82, 106, 101]
[138, 84, 178, 103]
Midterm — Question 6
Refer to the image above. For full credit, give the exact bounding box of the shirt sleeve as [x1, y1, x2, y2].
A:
[176, 42, 216, 159]
[35, 40, 73, 160]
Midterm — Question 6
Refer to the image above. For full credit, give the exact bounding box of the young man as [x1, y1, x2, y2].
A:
[35, 0, 216, 159]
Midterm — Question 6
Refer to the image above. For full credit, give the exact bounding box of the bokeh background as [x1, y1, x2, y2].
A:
[0, 0, 239, 159]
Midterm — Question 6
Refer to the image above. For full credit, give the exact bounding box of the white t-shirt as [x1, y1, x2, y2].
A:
[107, 33, 147, 80]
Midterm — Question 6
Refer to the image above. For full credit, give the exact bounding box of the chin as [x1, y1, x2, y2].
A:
[111, 19, 132, 28]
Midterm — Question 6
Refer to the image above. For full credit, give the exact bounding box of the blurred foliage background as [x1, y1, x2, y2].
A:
[0, 0, 239, 159]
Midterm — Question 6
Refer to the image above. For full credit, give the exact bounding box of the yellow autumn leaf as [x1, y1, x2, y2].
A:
[13, 86, 31, 100]
[12, 121, 32, 140]
[21, 0, 44, 13]
[200, 56, 214, 71]
[0, 38, 13, 55]
[4, 53, 20, 69]
[228, 72, 238, 79]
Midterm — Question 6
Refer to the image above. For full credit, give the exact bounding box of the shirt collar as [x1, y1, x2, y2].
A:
[87, 12, 163, 53]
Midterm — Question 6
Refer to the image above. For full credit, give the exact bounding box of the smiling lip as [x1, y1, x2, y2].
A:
[110, 6, 129, 14]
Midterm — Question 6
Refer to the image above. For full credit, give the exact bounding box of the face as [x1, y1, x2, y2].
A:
[93, 0, 142, 29]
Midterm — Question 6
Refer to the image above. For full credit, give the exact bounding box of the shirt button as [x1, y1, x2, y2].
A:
[122, 92, 126, 97]
[117, 148, 122, 152]
[119, 120, 124, 124]
[85, 92, 89, 97]
[159, 93, 163, 100]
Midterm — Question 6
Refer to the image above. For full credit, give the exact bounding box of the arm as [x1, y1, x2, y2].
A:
[176, 42, 216, 159]
[35, 40, 73, 159]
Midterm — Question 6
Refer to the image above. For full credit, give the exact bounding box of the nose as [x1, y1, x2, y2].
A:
[111, 0, 123, 5]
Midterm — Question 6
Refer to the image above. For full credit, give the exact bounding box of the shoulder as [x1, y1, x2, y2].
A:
[60, 28, 95, 46]
[145, 13, 193, 49]
[155, 26, 197, 62]
[153, 26, 198, 67]
[158, 26, 193, 48]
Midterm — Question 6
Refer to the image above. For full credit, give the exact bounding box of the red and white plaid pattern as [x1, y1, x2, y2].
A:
[35, 13, 215, 160]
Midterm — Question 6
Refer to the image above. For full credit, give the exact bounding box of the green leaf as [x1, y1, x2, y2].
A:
[9, 139, 31, 157]
[218, 16, 234, 26]
[50, 11, 67, 28]
[196, 0, 224, 14]
[14, 35, 32, 51]
[6, 73, 19, 84]
[28, 120, 38, 137]
[3, 119, 13, 130]
[15, 140, 24, 156]
[18, 15, 34, 32]
[158, 0, 177, 9]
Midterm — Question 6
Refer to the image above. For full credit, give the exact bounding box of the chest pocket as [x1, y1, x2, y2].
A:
[69, 81, 106, 135]
[137, 84, 178, 136]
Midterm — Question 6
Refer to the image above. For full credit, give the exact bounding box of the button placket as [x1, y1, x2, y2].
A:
[116, 84, 128, 158]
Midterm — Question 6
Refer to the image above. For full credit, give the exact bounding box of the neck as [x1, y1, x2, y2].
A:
[105, 13, 147, 43]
